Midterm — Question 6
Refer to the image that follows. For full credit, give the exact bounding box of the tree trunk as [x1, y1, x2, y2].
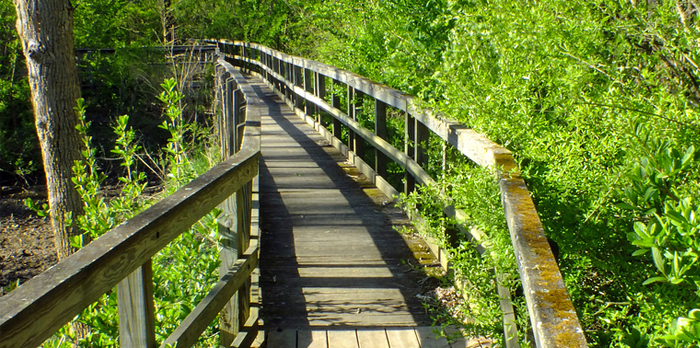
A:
[14, 0, 84, 261]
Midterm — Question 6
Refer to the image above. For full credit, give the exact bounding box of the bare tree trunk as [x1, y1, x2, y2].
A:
[13, 0, 85, 261]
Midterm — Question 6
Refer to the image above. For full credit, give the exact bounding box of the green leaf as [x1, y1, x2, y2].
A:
[642, 276, 667, 285]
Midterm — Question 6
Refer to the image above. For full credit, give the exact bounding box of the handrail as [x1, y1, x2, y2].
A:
[0, 56, 260, 348]
[208, 39, 588, 348]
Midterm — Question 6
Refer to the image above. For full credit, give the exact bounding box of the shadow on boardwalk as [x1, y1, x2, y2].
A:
[254, 80, 436, 332]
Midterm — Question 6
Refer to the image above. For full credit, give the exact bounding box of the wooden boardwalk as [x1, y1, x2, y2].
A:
[243, 74, 488, 347]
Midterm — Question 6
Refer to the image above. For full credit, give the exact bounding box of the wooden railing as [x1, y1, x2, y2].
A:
[209, 39, 589, 348]
[0, 58, 260, 348]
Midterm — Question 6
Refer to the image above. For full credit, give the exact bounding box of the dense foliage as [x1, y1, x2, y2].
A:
[290, 0, 700, 346]
[4, 0, 700, 346]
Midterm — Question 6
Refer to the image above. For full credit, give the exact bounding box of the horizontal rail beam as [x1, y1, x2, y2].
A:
[0, 56, 261, 348]
[0, 150, 258, 348]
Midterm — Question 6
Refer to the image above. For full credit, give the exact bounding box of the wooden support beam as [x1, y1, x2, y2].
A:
[347, 85, 356, 150]
[405, 112, 415, 194]
[375, 99, 388, 178]
[415, 120, 429, 169]
[117, 260, 156, 348]
[332, 79, 342, 141]
[304, 68, 316, 118]
[315, 72, 326, 125]
[294, 65, 303, 110]
[353, 90, 365, 160]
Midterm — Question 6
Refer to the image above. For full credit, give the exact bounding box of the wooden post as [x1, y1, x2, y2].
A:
[294, 65, 303, 110]
[304, 69, 316, 118]
[375, 99, 388, 178]
[332, 79, 342, 140]
[415, 121, 429, 171]
[117, 261, 156, 348]
[348, 86, 364, 159]
[219, 74, 240, 345]
[405, 113, 415, 194]
[353, 90, 365, 160]
[315, 73, 326, 125]
[236, 181, 253, 329]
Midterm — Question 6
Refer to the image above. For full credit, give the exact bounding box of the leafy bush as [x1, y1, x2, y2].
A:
[295, 0, 700, 345]
[35, 80, 222, 347]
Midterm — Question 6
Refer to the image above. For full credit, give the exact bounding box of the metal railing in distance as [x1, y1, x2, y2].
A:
[0, 57, 260, 348]
[208, 39, 588, 348]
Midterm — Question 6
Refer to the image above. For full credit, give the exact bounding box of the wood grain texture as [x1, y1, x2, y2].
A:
[117, 261, 156, 348]
[386, 328, 420, 348]
[327, 330, 359, 348]
[256, 75, 434, 329]
[357, 330, 389, 348]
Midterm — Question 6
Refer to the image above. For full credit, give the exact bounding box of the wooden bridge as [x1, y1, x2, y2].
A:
[0, 41, 589, 348]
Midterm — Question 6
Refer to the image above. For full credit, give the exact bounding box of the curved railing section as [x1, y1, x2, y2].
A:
[0, 58, 260, 348]
[209, 39, 588, 348]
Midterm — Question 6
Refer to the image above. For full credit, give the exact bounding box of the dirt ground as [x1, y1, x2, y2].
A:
[0, 186, 56, 296]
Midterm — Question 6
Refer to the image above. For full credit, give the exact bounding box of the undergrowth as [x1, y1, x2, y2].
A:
[30, 78, 223, 347]
[296, 0, 700, 346]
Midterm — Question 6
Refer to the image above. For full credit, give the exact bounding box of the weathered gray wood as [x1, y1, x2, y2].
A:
[298, 330, 329, 348]
[352, 89, 365, 160]
[347, 85, 357, 151]
[386, 328, 420, 348]
[305, 68, 317, 118]
[405, 113, 416, 194]
[294, 65, 304, 109]
[160, 243, 258, 348]
[327, 330, 359, 348]
[415, 121, 429, 169]
[0, 145, 258, 348]
[500, 176, 586, 348]
[357, 329, 389, 348]
[220, 74, 241, 346]
[117, 260, 156, 348]
[315, 73, 326, 125]
[332, 79, 342, 140]
[258, 75, 434, 329]
[375, 99, 388, 178]
[236, 183, 253, 331]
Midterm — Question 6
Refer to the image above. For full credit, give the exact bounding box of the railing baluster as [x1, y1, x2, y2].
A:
[293, 65, 303, 110]
[375, 99, 388, 178]
[117, 260, 156, 348]
[415, 121, 429, 170]
[236, 181, 253, 331]
[304, 68, 316, 119]
[315, 73, 326, 126]
[353, 90, 365, 160]
[405, 112, 416, 194]
[332, 79, 342, 140]
[219, 74, 241, 345]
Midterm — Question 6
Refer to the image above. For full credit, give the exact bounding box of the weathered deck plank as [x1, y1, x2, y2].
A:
[254, 74, 433, 331]
[233, 73, 489, 348]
